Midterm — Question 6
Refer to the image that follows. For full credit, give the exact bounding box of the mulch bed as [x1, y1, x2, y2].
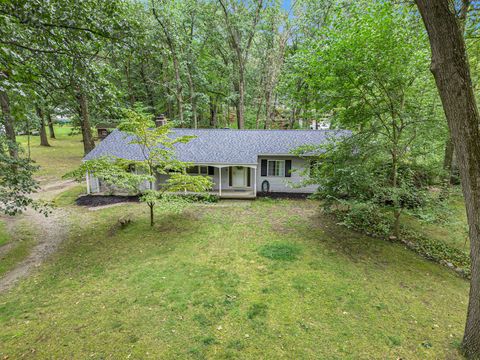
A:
[257, 192, 311, 199]
[76, 195, 140, 207]
[76, 192, 311, 207]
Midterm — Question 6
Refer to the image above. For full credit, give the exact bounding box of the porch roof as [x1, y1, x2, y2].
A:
[84, 128, 350, 165]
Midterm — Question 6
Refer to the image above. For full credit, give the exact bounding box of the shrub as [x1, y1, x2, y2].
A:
[177, 193, 219, 203]
[330, 201, 392, 237]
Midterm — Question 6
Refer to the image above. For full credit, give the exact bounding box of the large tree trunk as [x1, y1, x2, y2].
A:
[415, 1, 480, 358]
[0, 88, 17, 158]
[47, 111, 55, 139]
[140, 61, 155, 111]
[186, 69, 197, 129]
[443, 137, 454, 172]
[35, 105, 50, 147]
[125, 60, 136, 107]
[237, 64, 245, 129]
[172, 55, 184, 124]
[264, 91, 271, 129]
[209, 96, 217, 128]
[443, 137, 459, 184]
[289, 108, 297, 129]
[75, 90, 95, 155]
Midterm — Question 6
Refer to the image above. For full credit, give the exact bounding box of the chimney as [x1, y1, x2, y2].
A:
[155, 114, 167, 127]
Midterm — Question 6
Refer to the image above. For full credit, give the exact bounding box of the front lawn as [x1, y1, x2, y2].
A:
[0, 199, 468, 359]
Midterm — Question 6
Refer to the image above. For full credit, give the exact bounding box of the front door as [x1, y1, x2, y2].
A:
[232, 166, 247, 188]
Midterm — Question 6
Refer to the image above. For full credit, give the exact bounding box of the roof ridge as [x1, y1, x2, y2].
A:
[169, 128, 344, 132]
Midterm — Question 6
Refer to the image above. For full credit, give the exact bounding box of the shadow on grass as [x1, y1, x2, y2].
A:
[31, 208, 205, 290]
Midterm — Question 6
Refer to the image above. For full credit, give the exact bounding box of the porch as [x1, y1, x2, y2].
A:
[187, 164, 258, 199]
[216, 189, 256, 199]
[86, 164, 259, 199]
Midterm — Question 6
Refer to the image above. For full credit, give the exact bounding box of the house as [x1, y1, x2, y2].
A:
[84, 128, 349, 199]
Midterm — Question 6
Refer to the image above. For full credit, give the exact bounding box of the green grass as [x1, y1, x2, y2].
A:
[17, 126, 85, 183]
[258, 242, 302, 261]
[0, 221, 8, 247]
[0, 220, 36, 277]
[0, 200, 469, 359]
[53, 185, 86, 206]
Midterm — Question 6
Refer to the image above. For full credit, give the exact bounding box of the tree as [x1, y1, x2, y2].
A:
[35, 105, 50, 147]
[218, 0, 264, 129]
[289, 1, 445, 238]
[415, 0, 480, 357]
[66, 108, 212, 226]
[1, 0, 132, 155]
[0, 134, 49, 215]
[151, 0, 186, 125]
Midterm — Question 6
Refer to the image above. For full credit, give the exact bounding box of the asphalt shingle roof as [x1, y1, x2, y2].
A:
[84, 128, 350, 165]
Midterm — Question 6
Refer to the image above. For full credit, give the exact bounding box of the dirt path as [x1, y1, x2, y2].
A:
[0, 180, 77, 293]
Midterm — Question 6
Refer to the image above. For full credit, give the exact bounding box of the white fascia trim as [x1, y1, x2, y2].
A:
[192, 163, 257, 168]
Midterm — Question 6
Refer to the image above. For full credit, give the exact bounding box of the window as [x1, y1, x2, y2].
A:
[186, 166, 213, 175]
[267, 160, 285, 177]
[186, 166, 199, 174]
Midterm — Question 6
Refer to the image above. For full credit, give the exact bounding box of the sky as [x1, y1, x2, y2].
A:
[282, 0, 292, 11]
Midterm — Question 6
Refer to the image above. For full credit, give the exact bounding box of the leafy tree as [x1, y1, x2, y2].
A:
[0, 138, 49, 215]
[290, 1, 446, 237]
[217, 0, 264, 129]
[66, 108, 212, 226]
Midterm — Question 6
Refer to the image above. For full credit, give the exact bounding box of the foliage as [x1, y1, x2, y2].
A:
[328, 200, 393, 238]
[289, 1, 448, 237]
[400, 229, 471, 278]
[66, 108, 213, 225]
[0, 140, 49, 215]
[177, 192, 219, 203]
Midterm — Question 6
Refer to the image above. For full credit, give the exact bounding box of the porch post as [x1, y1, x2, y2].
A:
[86, 171, 90, 194]
[219, 167, 222, 197]
[253, 167, 257, 196]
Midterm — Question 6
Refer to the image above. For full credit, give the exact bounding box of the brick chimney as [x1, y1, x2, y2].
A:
[155, 114, 167, 127]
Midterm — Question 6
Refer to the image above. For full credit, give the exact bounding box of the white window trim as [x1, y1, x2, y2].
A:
[267, 160, 285, 177]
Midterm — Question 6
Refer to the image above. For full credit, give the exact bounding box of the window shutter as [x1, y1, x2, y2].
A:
[208, 166, 215, 175]
[247, 168, 251, 187]
[261, 160, 268, 176]
[285, 160, 292, 177]
[229, 167, 232, 186]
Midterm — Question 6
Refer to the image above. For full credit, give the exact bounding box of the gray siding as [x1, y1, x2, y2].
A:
[87, 156, 316, 195]
[256, 156, 318, 194]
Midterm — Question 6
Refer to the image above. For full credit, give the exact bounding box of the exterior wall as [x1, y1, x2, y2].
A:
[257, 156, 318, 194]
[87, 157, 315, 195]
[87, 172, 100, 193]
